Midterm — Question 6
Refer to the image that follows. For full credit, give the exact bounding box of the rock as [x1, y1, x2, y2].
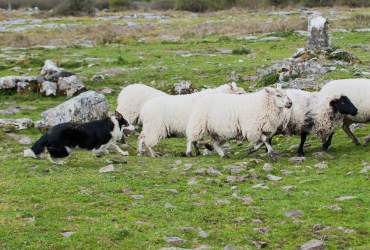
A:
[40, 81, 57, 96]
[0, 107, 22, 115]
[0, 76, 17, 90]
[215, 199, 230, 206]
[262, 163, 273, 173]
[324, 204, 342, 211]
[178, 227, 195, 233]
[61, 231, 75, 238]
[314, 162, 328, 169]
[260, 36, 283, 41]
[160, 35, 180, 43]
[360, 166, 370, 174]
[284, 210, 304, 218]
[91, 74, 105, 82]
[6, 133, 32, 145]
[98, 87, 113, 94]
[175, 160, 182, 165]
[312, 151, 335, 160]
[307, 16, 330, 51]
[184, 163, 193, 170]
[0, 118, 33, 130]
[335, 195, 356, 201]
[251, 219, 263, 224]
[172, 80, 194, 95]
[289, 156, 306, 164]
[41, 60, 62, 77]
[327, 49, 359, 63]
[224, 245, 236, 250]
[45, 71, 75, 82]
[267, 175, 282, 181]
[217, 48, 233, 54]
[57, 75, 86, 97]
[39, 91, 109, 128]
[282, 185, 296, 191]
[252, 240, 268, 249]
[253, 227, 269, 234]
[282, 78, 318, 91]
[206, 166, 222, 176]
[300, 239, 325, 250]
[197, 228, 209, 238]
[239, 196, 253, 205]
[164, 236, 185, 245]
[187, 178, 197, 186]
[99, 164, 115, 173]
[131, 194, 144, 200]
[164, 202, 176, 209]
[226, 175, 247, 184]
[252, 183, 269, 189]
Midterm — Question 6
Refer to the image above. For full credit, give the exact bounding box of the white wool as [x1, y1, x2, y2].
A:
[308, 16, 327, 31]
[139, 83, 246, 148]
[186, 88, 290, 146]
[281, 89, 344, 142]
[320, 79, 370, 123]
[116, 84, 167, 125]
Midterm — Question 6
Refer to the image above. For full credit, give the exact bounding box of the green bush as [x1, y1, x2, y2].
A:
[258, 70, 280, 86]
[54, 0, 96, 16]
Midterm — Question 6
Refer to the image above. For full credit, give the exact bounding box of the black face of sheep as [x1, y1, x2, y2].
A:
[330, 96, 358, 116]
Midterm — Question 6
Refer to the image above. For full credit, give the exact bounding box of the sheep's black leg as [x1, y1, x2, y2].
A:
[322, 133, 334, 151]
[297, 132, 307, 157]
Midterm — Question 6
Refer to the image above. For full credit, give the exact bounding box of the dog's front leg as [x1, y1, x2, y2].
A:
[110, 144, 129, 157]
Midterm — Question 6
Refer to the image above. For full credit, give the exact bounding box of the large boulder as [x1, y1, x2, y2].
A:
[57, 75, 86, 97]
[38, 91, 109, 128]
[40, 60, 62, 78]
[307, 16, 330, 51]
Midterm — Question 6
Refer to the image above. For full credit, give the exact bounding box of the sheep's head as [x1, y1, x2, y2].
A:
[329, 95, 358, 116]
[265, 87, 292, 109]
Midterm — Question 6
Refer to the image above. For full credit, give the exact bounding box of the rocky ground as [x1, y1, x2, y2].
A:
[0, 7, 369, 250]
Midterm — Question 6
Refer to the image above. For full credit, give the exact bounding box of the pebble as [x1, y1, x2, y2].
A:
[267, 174, 282, 181]
[289, 156, 306, 164]
[239, 196, 253, 205]
[164, 202, 176, 209]
[61, 231, 75, 238]
[252, 183, 269, 189]
[164, 236, 185, 245]
[335, 195, 356, 201]
[131, 194, 144, 200]
[360, 166, 370, 174]
[262, 163, 273, 173]
[284, 210, 304, 218]
[99, 164, 115, 173]
[282, 185, 296, 191]
[197, 228, 209, 238]
[314, 162, 328, 169]
[300, 239, 325, 250]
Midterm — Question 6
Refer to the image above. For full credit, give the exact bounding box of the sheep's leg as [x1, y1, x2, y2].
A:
[137, 133, 145, 156]
[261, 135, 277, 161]
[186, 140, 193, 157]
[364, 135, 370, 146]
[213, 141, 226, 158]
[147, 146, 159, 158]
[342, 119, 361, 145]
[297, 132, 308, 157]
[246, 141, 264, 155]
[322, 133, 334, 152]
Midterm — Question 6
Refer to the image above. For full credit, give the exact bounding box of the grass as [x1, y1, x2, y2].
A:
[0, 8, 370, 250]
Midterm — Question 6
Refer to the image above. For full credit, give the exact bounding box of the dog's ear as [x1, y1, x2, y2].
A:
[329, 98, 339, 112]
[115, 110, 123, 120]
[115, 111, 129, 126]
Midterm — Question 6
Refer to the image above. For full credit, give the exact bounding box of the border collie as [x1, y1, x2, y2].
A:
[24, 111, 134, 164]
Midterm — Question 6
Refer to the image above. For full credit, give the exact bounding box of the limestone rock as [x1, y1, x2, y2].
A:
[307, 16, 330, 51]
[38, 91, 109, 128]
[57, 75, 86, 97]
[172, 80, 194, 95]
[40, 81, 57, 96]
[0, 118, 33, 130]
[300, 239, 325, 250]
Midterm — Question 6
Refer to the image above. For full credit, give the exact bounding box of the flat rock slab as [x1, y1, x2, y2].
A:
[0, 118, 34, 130]
[300, 239, 325, 250]
[99, 164, 115, 173]
[39, 91, 109, 128]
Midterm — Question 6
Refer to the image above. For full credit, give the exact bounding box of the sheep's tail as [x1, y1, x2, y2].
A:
[31, 133, 49, 155]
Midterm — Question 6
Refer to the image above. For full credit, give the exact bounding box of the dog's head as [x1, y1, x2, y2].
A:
[330, 95, 358, 116]
[114, 111, 135, 131]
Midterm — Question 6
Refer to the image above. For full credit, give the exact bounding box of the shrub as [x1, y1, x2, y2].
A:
[258, 70, 280, 86]
[53, 0, 96, 16]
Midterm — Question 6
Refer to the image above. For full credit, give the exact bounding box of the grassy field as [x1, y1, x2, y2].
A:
[0, 8, 369, 249]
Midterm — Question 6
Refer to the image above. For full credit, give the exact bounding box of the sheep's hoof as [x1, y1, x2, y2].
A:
[185, 152, 193, 157]
[268, 151, 278, 162]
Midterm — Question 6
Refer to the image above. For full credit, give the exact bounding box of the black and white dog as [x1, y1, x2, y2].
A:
[24, 111, 134, 164]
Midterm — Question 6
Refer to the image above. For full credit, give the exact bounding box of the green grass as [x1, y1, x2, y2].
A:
[0, 10, 370, 250]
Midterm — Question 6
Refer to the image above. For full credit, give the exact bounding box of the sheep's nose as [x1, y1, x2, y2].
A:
[286, 101, 293, 108]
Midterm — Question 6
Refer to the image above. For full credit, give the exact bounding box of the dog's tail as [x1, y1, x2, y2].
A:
[31, 133, 49, 155]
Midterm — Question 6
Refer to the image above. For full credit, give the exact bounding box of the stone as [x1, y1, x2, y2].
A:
[40, 81, 57, 96]
[253, 227, 269, 234]
[164, 202, 176, 209]
[224, 245, 236, 250]
[239, 196, 253, 205]
[282, 185, 296, 191]
[307, 16, 330, 51]
[131, 194, 144, 200]
[262, 163, 273, 173]
[164, 236, 185, 245]
[91, 74, 105, 82]
[99, 164, 115, 173]
[252, 183, 269, 189]
[172, 80, 194, 95]
[284, 210, 304, 218]
[289, 156, 306, 164]
[327, 49, 359, 63]
[61, 231, 75, 238]
[312, 151, 335, 160]
[6, 133, 32, 145]
[0, 76, 17, 90]
[197, 228, 209, 238]
[314, 162, 328, 169]
[41, 60, 62, 77]
[324, 204, 342, 211]
[99, 87, 113, 94]
[259, 36, 283, 41]
[0, 118, 33, 130]
[215, 199, 230, 205]
[206, 167, 222, 176]
[300, 239, 325, 250]
[335, 196, 356, 201]
[39, 91, 109, 128]
[57, 75, 86, 97]
[360, 166, 370, 174]
[267, 175, 282, 181]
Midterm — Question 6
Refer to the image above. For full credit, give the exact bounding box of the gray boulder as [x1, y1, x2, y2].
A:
[0, 118, 34, 130]
[38, 91, 109, 128]
[57, 75, 86, 97]
[40, 81, 57, 96]
[307, 16, 330, 51]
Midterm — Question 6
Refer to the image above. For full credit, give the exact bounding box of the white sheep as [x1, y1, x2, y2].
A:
[319, 79, 370, 146]
[116, 84, 167, 125]
[138, 83, 246, 157]
[185, 87, 293, 160]
[275, 88, 358, 156]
